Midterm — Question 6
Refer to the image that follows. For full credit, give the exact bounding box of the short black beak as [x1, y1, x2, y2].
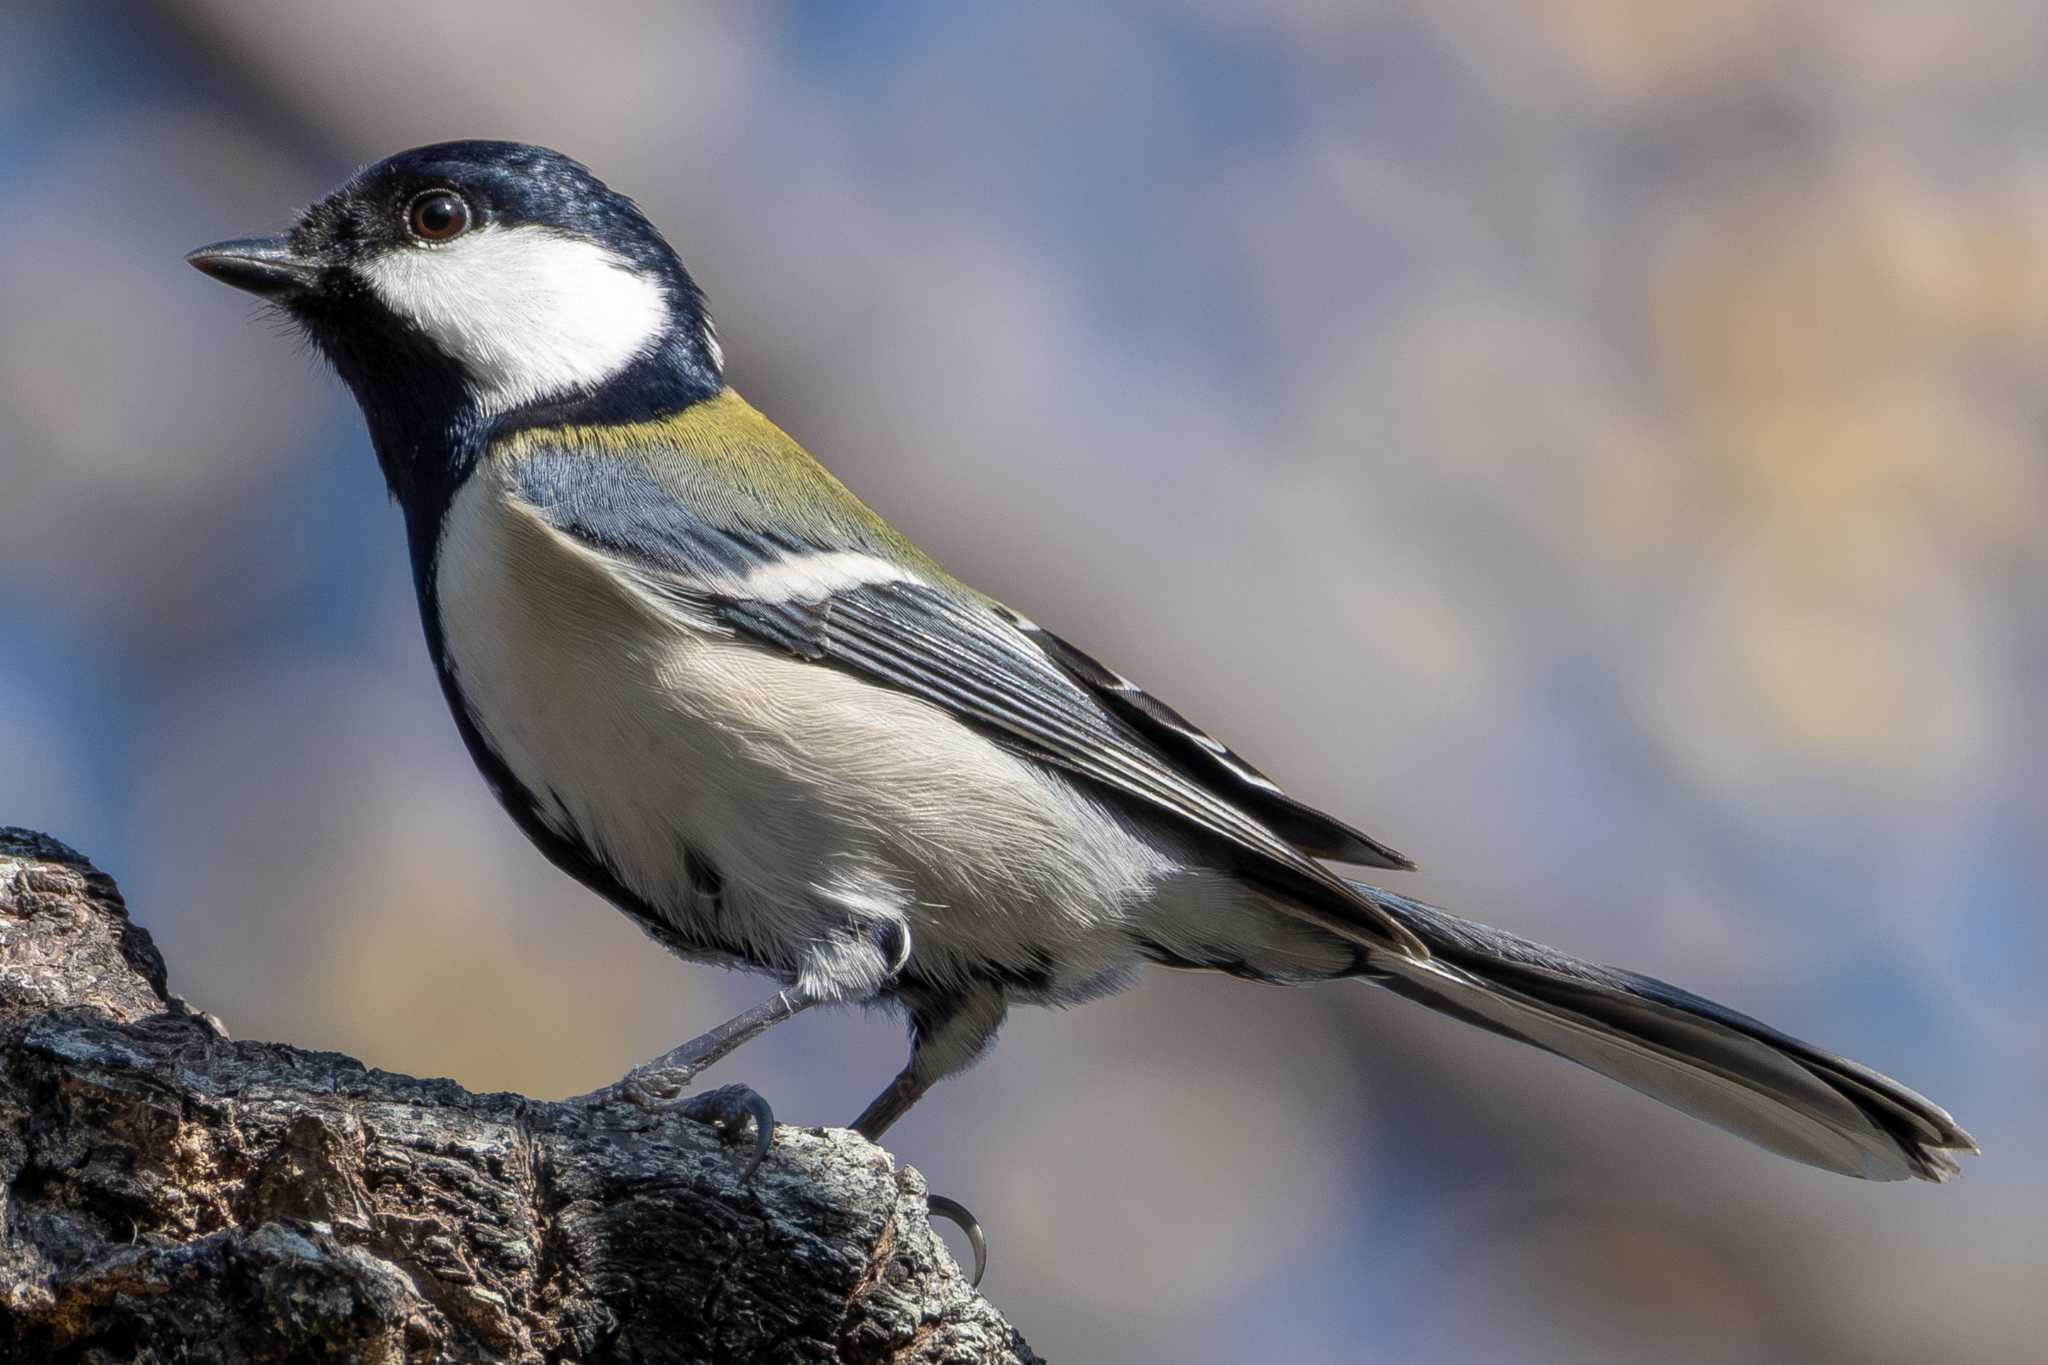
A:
[186, 236, 323, 298]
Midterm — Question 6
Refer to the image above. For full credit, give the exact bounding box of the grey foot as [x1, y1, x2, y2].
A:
[677, 1082, 778, 1183]
[585, 1074, 778, 1183]
[593, 1066, 692, 1109]
[927, 1192, 987, 1287]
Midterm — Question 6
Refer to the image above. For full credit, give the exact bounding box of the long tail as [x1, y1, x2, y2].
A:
[1352, 884, 1976, 1181]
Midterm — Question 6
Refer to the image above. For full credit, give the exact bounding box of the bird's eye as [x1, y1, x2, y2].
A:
[407, 190, 470, 242]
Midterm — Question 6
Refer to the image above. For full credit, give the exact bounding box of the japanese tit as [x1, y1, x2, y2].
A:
[189, 141, 1973, 1187]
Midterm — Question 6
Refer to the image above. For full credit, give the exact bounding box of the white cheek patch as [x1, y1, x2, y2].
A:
[357, 224, 670, 415]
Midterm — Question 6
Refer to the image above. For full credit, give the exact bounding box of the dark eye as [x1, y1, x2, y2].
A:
[407, 190, 470, 242]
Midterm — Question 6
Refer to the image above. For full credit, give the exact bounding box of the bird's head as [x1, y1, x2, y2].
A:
[190, 141, 722, 487]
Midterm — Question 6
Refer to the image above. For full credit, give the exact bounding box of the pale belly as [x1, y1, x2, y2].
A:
[430, 468, 1182, 1003]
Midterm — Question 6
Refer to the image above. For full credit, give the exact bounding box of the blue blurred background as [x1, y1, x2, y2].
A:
[2, 3, 2042, 1360]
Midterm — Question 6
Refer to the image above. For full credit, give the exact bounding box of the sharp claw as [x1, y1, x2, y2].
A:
[737, 1088, 776, 1184]
[679, 1083, 779, 1182]
[926, 1193, 987, 1287]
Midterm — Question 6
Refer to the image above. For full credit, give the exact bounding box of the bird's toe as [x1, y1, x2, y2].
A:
[678, 1082, 779, 1182]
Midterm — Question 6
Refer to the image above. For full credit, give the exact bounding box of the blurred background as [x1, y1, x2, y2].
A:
[2, 2, 2042, 1360]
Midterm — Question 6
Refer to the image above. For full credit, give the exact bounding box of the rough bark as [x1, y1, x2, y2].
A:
[0, 828, 1040, 1365]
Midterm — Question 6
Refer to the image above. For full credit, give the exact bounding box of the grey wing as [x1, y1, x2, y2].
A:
[696, 574, 1427, 958]
[506, 453, 1428, 959]
[614, 560, 1433, 957]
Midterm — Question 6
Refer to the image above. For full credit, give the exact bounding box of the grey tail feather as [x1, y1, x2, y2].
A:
[1350, 883, 1977, 1182]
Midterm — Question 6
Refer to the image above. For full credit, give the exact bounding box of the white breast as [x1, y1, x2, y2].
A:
[430, 466, 1178, 1003]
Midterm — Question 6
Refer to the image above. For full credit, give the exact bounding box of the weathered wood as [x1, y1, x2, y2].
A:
[0, 828, 1040, 1364]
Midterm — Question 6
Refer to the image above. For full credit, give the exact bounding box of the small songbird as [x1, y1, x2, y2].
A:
[190, 142, 1973, 1201]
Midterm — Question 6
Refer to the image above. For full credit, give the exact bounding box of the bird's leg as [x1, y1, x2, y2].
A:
[848, 1068, 989, 1287]
[849, 989, 1006, 1139]
[606, 986, 818, 1100]
[850, 1063, 931, 1142]
[850, 990, 1007, 1285]
[579, 985, 817, 1181]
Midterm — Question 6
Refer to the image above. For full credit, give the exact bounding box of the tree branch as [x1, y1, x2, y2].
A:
[0, 828, 1040, 1364]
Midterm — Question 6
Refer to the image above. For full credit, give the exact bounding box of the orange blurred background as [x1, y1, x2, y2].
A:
[1, 4, 2041, 1361]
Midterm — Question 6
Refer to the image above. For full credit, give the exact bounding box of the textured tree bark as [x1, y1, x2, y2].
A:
[0, 828, 1041, 1364]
